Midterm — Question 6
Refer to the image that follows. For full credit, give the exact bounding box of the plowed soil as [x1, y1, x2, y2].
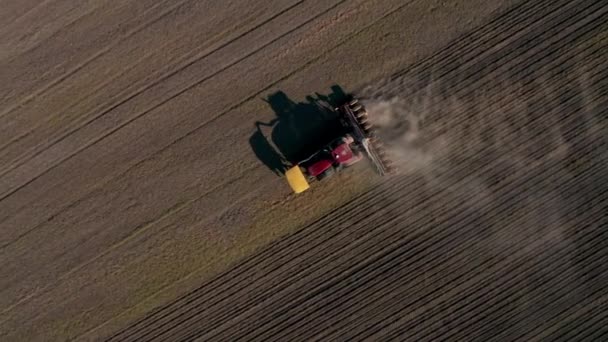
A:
[1, 0, 606, 341]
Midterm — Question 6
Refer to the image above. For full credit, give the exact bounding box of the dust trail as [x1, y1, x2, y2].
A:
[358, 65, 603, 254]
[353, 54, 607, 265]
[354, 23, 606, 211]
[358, 84, 437, 175]
[356, 81, 496, 214]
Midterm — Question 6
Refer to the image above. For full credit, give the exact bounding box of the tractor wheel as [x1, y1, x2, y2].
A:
[316, 167, 335, 181]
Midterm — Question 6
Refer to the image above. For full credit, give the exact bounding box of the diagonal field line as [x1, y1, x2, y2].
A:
[0, 0, 334, 247]
[70, 1, 417, 340]
[0, 0, 54, 34]
[0, 0, 306, 172]
[0, 0, 364, 323]
[0, 0, 105, 64]
[0, 0, 306, 185]
[0, 0, 196, 120]
[0, 0, 335, 314]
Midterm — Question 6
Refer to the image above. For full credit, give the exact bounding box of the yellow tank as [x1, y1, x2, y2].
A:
[285, 166, 310, 194]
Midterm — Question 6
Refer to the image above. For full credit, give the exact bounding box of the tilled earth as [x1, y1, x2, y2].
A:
[1, 0, 607, 341]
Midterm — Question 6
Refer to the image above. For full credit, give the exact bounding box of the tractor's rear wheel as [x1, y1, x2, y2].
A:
[316, 167, 335, 181]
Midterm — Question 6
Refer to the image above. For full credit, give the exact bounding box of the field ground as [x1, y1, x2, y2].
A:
[0, 0, 606, 341]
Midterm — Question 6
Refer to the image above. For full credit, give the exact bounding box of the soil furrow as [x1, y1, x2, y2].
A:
[190, 109, 604, 340]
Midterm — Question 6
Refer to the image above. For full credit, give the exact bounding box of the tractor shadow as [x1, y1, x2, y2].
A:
[250, 85, 349, 175]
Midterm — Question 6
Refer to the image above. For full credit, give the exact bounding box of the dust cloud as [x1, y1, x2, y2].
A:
[358, 86, 437, 176]
[357, 84, 496, 213]
[356, 83, 566, 260]
[353, 65, 606, 262]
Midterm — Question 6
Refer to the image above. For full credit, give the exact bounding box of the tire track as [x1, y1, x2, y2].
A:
[0, 0, 355, 236]
[0, 0, 305, 178]
[0, 0, 343, 243]
[0, 0, 195, 119]
[0, 0, 106, 63]
[0, 167, 276, 338]
[0, 162, 260, 317]
[0, 0, 49, 33]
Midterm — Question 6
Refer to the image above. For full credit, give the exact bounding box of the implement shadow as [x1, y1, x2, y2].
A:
[249, 85, 349, 175]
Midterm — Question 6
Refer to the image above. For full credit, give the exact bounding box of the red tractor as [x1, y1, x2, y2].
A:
[285, 96, 393, 193]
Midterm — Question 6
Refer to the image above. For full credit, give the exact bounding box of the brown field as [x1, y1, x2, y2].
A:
[1, 0, 606, 341]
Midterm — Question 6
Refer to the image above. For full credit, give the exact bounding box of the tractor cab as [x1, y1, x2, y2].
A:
[300, 135, 363, 181]
[330, 135, 363, 167]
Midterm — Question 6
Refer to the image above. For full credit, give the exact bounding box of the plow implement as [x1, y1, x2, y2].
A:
[337, 97, 394, 176]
